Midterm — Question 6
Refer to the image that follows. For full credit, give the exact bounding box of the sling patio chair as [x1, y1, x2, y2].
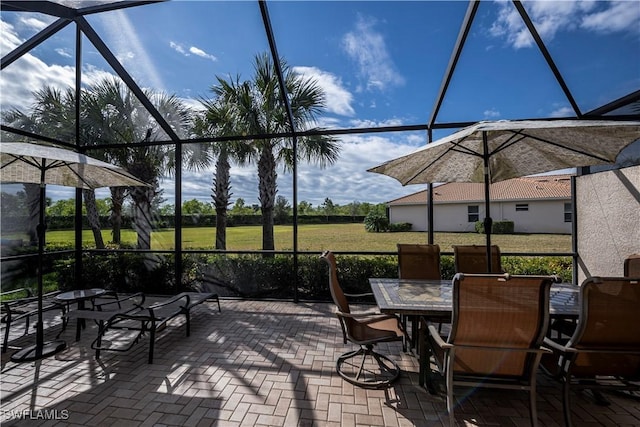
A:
[541, 276, 640, 427]
[424, 273, 554, 427]
[321, 251, 406, 388]
[624, 254, 640, 277]
[453, 244, 502, 274]
[397, 243, 443, 349]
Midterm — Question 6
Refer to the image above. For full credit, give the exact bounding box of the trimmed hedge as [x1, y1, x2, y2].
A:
[475, 220, 515, 234]
[45, 250, 571, 300]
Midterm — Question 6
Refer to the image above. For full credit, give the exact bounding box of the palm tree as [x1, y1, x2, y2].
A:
[1, 87, 106, 248]
[81, 77, 191, 249]
[215, 53, 340, 251]
[194, 76, 253, 250]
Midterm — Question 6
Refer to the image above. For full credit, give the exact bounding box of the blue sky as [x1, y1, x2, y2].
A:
[1, 0, 639, 207]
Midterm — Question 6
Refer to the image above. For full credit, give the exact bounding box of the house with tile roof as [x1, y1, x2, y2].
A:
[387, 175, 573, 234]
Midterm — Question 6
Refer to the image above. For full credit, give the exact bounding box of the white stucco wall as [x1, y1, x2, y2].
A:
[576, 165, 640, 282]
[389, 200, 571, 233]
[389, 205, 428, 230]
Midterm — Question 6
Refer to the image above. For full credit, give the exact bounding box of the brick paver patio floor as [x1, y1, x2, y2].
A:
[1, 299, 639, 426]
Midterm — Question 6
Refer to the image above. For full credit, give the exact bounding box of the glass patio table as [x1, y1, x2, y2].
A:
[56, 288, 106, 341]
[369, 278, 580, 390]
[369, 278, 579, 318]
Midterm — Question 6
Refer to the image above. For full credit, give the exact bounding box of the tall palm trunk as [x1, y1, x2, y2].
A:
[109, 187, 126, 244]
[130, 186, 154, 249]
[258, 144, 277, 252]
[24, 184, 40, 247]
[83, 189, 105, 249]
[212, 148, 231, 250]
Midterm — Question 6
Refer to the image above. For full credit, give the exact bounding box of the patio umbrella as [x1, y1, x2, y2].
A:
[0, 142, 150, 362]
[368, 119, 640, 271]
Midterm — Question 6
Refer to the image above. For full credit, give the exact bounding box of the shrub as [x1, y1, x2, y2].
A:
[388, 222, 412, 232]
[364, 212, 389, 232]
[475, 220, 514, 234]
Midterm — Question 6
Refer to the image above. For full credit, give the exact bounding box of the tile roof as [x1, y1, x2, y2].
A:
[388, 174, 572, 205]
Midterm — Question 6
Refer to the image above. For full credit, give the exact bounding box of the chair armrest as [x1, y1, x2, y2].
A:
[147, 293, 189, 311]
[427, 324, 452, 349]
[543, 337, 575, 353]
[335, 311, 399, 326]
[95, 292, 146, 312]
[344, 292, 373, 298]
[452, 344, 551, 354]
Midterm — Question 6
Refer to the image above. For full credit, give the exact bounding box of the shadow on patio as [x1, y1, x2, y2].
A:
[1, 299, 639, 426]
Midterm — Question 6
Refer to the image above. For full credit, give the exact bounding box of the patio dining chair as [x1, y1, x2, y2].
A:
[541, 276, 640, 427]
[453, 244, 502, 274]
[624, 254, 640, 277]
[397, 243, 443, 349]
[424, 273, 554, 427]
[321, 251, 406, 388]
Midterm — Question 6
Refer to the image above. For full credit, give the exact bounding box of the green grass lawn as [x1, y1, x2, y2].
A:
[40, 223, 571, 253]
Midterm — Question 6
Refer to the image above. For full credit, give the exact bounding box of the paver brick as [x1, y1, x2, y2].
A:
[1, 299, 638, 426]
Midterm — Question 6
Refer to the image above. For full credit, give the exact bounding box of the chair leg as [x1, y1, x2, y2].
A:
[529, 384, 538, 427]
[446, 354, 455, 427]
[563, 379, 573, 427]
[336, 344, 400, 388]
[2, 319, 10, 353]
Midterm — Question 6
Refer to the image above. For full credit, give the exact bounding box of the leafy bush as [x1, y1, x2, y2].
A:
[388, 222, 412, 232]
[503, 256, 572, 283]
[8, 243, 573, 300]
[475, 220, 514, 234]
[364, 212, 389, 232]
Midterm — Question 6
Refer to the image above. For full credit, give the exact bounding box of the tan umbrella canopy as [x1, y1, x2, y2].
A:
[0, 142, 149, 362]
[0, 142, 148, 189]
[369, 120, 640, 185]
[369, 119, 640, 271]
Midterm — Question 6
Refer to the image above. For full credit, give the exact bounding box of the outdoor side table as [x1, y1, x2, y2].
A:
[56, 288, 106, 341]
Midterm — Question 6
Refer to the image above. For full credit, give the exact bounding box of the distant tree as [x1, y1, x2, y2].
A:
[229, 198, 256, 215]
[298, 200, 313, 214]
[0, 191, 27, 216]
[274, 195, 292, 224]
[183, 199, 214, 215]
[158, 204, 175, 216]
[321, 197, 336, 215]
[348, 201, 361, 216]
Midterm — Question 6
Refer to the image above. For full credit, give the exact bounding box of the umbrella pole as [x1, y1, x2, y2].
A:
[482, 132, 493, 273]
[10, 171, 66, 363]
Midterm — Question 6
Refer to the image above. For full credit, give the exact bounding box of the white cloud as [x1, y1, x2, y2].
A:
[170, 41, 217, 62]
[55, 48, 72, 58]
[293, 66, 355, 117]
[170, 41, 186, 55]
[1, 20, 74, 111]
[580, 1, 640, 34]
[161, 133, 424, 207]
[20, 16, 49, 32]
[490, 0, 639, 49]
[483, 108, 501, 119]
[549, 105, 574, 118]
[189, 46, 217, 62]
[348, 118, 404, 128]
[342, 14, 405, 92]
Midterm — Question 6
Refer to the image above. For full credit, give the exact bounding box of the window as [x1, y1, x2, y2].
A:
[468, 205, 479, 222]
[515, 203, 529, 212]
[564, 202, 572, 223]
